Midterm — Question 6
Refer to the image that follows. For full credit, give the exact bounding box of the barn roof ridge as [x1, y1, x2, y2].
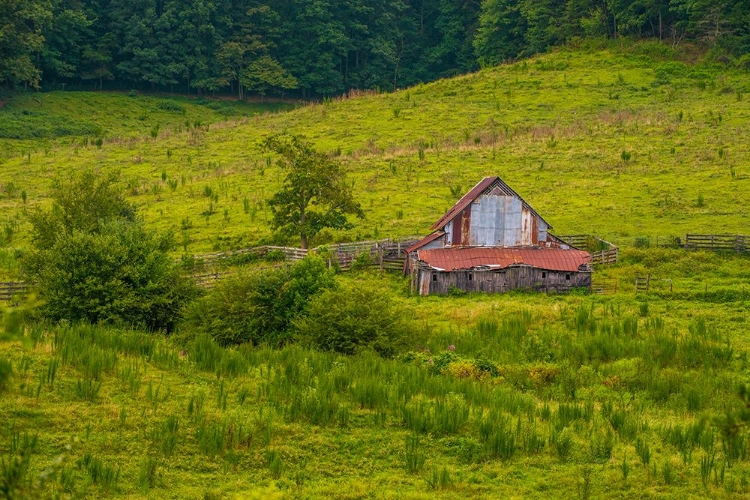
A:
[429, 176, 552, 231]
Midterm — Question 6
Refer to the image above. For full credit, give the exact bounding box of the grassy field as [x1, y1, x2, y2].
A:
[0, 41, 747, 259]
[1, 40, 749, 498]
[0, 281, 749, 498]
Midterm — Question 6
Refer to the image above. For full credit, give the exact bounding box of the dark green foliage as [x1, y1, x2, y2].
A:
[25, 171, 196, 331]
[28, 221, 196, 331]
[295, 278, 411, 358]
[0, 0, 50, 88]
[186, 256, 334, 346]
[0, 358, 11, 390]
[0, 111, 100, 140]
[2, 0, 749, 97]
[27, 170, 135, 251]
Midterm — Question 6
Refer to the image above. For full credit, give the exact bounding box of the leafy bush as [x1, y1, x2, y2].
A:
[24, 170, 195, 331]
[156, 100, 186, 114]
[27, 170, 136, 250]
[295, 278, 411, 357]
[186, 256, 334, 346]
[27, 221, 196, 331]
[0, 111, 101, 139]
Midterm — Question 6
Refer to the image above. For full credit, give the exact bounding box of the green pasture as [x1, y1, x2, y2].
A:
[0, 42, 749, 498]
[0, 43, 747, 261]
[1, 279, 749, 498]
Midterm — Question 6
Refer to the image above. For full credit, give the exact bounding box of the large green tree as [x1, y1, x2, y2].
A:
[0, 0, 52, 88]
[263, 135, 363, 249]
[240, 54, 297, 99]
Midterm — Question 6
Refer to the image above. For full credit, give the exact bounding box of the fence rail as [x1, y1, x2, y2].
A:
[685, 234, 748, 253]
[181, 237, 421, 286]
[553, 234, 619, 265]
[592, 279, 618, 295]
[0, 282, 30, 302]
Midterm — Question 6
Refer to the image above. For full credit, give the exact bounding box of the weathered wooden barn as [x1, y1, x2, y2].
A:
[405, 176, 592, 295]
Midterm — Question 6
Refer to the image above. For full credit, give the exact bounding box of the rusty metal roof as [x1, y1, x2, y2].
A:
[417, 247, 591, 272]
[405, 231, 444, 253]
[430, 176, 552, 231]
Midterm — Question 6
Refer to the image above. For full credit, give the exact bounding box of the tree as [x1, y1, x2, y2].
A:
[295, 278, 411, 357]
[28, 221, 195, 331]
[0, 0, 52, 88]
[474, 0, 527, 65]
[240, 55, 298, 100]
[263, 135, 363, 249]
[27, 170, 135, 250]
[24, 171, 196, 332]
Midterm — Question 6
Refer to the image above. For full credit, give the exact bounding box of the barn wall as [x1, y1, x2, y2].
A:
[466, 193, 535, 247]
[443, 192, 550, 248]
[420, 237, 445, 251]
[419, 267, 591, 295]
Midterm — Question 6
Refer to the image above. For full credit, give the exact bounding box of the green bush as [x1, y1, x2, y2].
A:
[23, 170, 194, 331]
[27, 170, 136, 250]
[186, 256, 334, 346]
[295, 278, 411, 357]
[27, 221, 196, 331]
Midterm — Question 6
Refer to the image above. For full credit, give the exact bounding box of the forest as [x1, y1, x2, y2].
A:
[1, 0, 749, 97]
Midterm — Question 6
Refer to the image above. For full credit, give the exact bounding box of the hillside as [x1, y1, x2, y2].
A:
[1, 43, 750, 499]
[0, 43, 748, 261]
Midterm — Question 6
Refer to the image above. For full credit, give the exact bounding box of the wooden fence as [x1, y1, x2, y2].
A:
[0, 281, 30, 302]
[685, 234, 748, 253]
[553, 234, 619, 265]
[182, 237, 420, 287]
[592, 278, 618, 295]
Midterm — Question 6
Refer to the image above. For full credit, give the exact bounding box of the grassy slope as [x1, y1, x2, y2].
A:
[1, 287, 749, 499]
[0, 42, 748, 259]
[0, 42, 750, 498]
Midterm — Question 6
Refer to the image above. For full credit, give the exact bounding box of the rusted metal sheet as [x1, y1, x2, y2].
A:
[451, 206, 471, 246]
[417, 247, 591, 272]
[432, 177, 496, 231]
[460, 206, 471, 245]
[521, 208, 533, 246]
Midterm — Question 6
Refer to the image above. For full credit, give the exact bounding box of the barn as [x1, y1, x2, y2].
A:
[405, 176, 592, 295]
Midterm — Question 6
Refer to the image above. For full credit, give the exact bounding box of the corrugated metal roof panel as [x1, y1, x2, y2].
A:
[417, 247, 591, 272]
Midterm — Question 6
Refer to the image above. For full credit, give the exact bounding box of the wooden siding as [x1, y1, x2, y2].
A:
[417, 266, 591, 295]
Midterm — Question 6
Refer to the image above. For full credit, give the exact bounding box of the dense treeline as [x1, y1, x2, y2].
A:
[1, 0, 748, 96]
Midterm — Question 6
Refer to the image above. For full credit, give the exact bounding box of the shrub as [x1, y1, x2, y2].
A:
[295, 278, 411, 357]
[27, 170, 136, 251]
[186, 256, 334, 346]
[27, 221, 196, 332]
[23, 171, 195, 331]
